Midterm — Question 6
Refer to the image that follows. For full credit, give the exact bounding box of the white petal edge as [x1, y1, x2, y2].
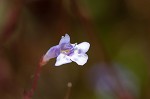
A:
[71, 43, 77, 48]
[59, 34, 70, 45]
[76, 42, 90, 53]
[70, 54, 88, 65]
[55, 53, 72, 66]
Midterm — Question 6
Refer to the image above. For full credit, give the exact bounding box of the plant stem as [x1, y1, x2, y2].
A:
[64, 82, 72, 99]
[23, 57, 43, 99]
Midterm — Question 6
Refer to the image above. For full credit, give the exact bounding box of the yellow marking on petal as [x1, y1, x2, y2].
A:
[61, 49, 70, 54]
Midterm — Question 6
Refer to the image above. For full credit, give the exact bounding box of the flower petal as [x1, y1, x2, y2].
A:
[71, 43, 77, 47]
[42, 45, 60, 63]
[76, 42, 90, 53]
[59, 34, 70, 45]
[55, 53, 72, 66]
[70, 53, 88, 65]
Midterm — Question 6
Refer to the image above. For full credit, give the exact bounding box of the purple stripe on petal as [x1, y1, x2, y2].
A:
[60, 43, 73, 50]
[60, 43, 75, 56]
[67, 50, 74, 56]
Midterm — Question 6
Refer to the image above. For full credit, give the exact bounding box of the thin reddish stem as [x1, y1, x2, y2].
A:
[23, 57, 43, 99]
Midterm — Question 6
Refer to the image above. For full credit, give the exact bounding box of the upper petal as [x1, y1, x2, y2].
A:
[55, 53, 72, 66]
[70, 53, 88, 65]
[76, 42, 90, 53]
[59, 34, 70, 45]
[42, 45, 60, 64]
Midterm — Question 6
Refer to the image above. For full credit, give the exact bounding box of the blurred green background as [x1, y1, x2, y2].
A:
[0, 0, 150, 99]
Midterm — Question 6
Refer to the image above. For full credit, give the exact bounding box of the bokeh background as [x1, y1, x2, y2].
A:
[0, 0, 150, 99]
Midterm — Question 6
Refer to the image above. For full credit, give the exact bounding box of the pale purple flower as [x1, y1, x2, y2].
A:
[42, 34, 90, 66]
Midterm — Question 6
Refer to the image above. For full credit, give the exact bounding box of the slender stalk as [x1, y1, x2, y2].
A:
[64, 82, 72, 99]
[23, 57, 43, 99]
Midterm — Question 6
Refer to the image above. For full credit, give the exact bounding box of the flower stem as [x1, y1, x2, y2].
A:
[64, 82, 72, 99]
[23, 57, 43, 99]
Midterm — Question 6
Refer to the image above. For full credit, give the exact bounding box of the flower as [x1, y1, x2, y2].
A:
[42, 34, 90, 66]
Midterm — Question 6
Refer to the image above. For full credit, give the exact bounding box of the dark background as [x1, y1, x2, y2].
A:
[0, 0, 149, 99]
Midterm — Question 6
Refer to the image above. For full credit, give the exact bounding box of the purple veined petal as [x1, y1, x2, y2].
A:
[55, 53, 72, 66]
[76, 42, 90, 53]
[42, 45, 60, 63]
[59, 34, 70, 45]
[70, 53, 88, 65]
[60, 43, 73, 50]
